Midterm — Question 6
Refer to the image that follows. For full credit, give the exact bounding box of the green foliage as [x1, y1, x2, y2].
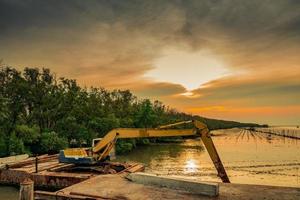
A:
[89, 114, 120, 137]
[8, 133, 25, 155]
[194, 116, 261, 130]
[136, 138, 150, 145]
[0, 66, 265, 157]
[0, 135, 7, 157]
[116, 139, 136, 154]
[134, 99, 156, 128]
[15, 125, 40, 144]
[40, 132, 68, 154]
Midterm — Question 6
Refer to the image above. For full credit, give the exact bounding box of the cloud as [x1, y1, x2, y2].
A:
[132, 81, 187, 99]
[0, 0, 300, 124]
[164, 72, 300, 124]
[169, 71, 300, 108]
[1, 1, 299, 70]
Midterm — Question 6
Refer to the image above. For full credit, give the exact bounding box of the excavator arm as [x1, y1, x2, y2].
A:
[59, 120, 230, 183]
[157, 120, 230, 183]
[193, 121, 230, 183]
[92, 128, 196, 160]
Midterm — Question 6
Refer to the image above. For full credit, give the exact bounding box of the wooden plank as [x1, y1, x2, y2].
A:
[0, 154, 29, 164]
[48, 163, 74, 172]
[125, 164, 145, 173]
[7, 155, 58, 168]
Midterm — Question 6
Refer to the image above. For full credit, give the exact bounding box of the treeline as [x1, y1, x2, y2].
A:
[196, 116, 267, 130]
[0, 67, 263, 157]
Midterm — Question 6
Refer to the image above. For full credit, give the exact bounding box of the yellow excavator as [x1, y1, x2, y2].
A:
[59, 120, 230, 183]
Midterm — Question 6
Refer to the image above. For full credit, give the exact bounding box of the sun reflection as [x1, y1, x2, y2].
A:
[184, 159, 198, 173]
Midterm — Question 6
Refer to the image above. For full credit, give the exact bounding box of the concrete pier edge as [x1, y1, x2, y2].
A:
[126, 172, 219, 197]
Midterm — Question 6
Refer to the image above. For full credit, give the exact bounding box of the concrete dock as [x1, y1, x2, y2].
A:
[35, 173, 300, 200]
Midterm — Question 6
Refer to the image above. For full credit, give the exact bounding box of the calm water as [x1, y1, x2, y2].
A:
[0, 186, 19, 200]
[1, 128, 299, 199]
[256, 126, 300, 138]
[117, 128, 300, 187]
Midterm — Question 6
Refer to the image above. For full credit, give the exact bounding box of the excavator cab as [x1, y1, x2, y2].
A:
[59, 138, 113, 164]
[59, 148, 94, 164]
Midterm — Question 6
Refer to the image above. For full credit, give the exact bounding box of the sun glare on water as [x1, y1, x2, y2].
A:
[184, 159, 198, 173]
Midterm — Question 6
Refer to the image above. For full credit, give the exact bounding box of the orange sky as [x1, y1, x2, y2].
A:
[0, 0, 299, 125]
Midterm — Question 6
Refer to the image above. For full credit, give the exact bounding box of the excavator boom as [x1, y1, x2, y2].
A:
[59, 120, 230, 183]
[92, 128, 196, 153]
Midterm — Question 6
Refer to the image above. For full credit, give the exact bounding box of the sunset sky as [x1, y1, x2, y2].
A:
[0, 0, 299, 125]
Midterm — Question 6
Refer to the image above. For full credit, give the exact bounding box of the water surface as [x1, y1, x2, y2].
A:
[117, 128, 300, 187]
[0, 186, 19, 200]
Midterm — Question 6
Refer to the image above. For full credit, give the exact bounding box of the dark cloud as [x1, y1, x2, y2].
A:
[1, 0, 299, 75]
[0, 0, 299, 124]
[1, 0, 299, 39]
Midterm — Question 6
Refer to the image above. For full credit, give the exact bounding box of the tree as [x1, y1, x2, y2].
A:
[0, 66, 264, 157]
[39, 132, 68, 154]
[134, 99, 156, 128]
[8, 133, 25, 156]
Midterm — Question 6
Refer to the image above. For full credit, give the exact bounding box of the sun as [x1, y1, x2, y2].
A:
[144, 49, 230, 91]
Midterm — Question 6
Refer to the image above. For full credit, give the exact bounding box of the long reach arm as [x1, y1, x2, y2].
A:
[92, 120, 229, 183]
[59, 120, 230, 183]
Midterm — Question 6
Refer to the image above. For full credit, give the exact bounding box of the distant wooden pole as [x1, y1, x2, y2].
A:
[35, 156, 38, 173]
[19, 178, 34, 200]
